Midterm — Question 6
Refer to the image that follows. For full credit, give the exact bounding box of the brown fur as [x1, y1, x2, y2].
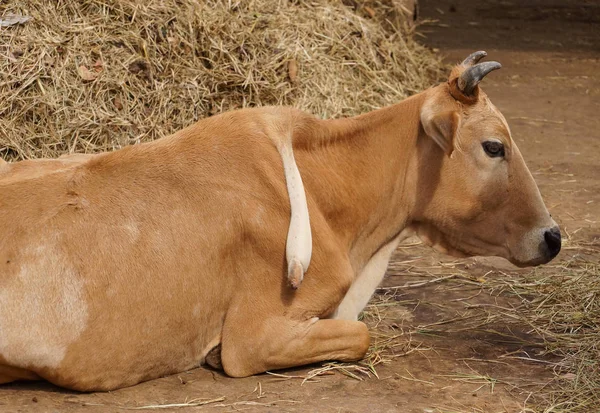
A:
[0, 61, 557, 391]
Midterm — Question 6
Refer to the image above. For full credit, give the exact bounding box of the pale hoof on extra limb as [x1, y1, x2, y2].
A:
[204, 344, 223, 370]
[279, 142, 312, 291]
[288, 259, 304, 289]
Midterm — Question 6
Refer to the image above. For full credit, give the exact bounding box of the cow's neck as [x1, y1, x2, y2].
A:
[296, 91, 429, 273]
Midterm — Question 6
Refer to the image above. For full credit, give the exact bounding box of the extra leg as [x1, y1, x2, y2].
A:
[278, 142, 312, 289]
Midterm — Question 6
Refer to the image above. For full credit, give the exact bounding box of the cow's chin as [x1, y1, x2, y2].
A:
[425, 236, 553, 269]
[412, 223, 508, 260]
[507, 242, 555, 268]
[422, 237, 470, 258]
[412, 221, 560, 268]
[508, 255, 550, 268]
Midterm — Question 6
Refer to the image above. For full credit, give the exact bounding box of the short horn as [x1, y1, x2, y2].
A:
[458, 61, 502, 95]
[461, 51, 487, 67]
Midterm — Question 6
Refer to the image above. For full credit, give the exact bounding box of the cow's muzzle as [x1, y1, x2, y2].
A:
[509, 222, 562, 267]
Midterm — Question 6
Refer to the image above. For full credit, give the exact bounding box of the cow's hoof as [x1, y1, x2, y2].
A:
[204, 344, 223, 370]
[288, 260, 304, 289]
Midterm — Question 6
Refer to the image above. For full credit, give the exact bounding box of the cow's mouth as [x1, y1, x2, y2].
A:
[507, 225, 562, 267]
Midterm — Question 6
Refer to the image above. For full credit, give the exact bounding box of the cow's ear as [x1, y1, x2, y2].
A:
[421, 110, 460, 156]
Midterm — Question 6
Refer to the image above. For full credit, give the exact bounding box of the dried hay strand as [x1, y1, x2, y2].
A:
[390, 238, 600, 413]
[0, 0, 442, 161]
[362, 236, 599, 413]
[490, 251, 600, 413]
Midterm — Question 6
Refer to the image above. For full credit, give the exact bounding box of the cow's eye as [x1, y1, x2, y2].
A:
[482, 141, 505, 158]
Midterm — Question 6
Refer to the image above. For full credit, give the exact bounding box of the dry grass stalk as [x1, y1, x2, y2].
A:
[82, 396, 225, 410]
[387, 236, 599, 413]
[491, 251, 600, 413]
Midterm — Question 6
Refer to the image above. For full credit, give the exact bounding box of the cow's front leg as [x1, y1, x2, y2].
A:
[219, 316, 370, 377]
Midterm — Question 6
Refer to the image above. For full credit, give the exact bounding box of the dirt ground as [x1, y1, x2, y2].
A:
[1, 0, 599, 412]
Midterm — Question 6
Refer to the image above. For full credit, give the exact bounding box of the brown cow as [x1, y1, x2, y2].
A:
[0, 52, 560, 391]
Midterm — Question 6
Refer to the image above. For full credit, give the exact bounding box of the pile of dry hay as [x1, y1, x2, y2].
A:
[0, 0, 441, 160]
[505, 251, 600, 413]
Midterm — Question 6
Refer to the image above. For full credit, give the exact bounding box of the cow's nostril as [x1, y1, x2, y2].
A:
[544, 227, 561, 258]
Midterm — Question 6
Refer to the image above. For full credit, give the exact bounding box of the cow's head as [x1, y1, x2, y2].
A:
[413, 51, 560, 267]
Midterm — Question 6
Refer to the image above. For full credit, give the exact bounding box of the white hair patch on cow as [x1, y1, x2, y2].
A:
[0, 239, 88, 369]
[278, 141, 312, 289]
